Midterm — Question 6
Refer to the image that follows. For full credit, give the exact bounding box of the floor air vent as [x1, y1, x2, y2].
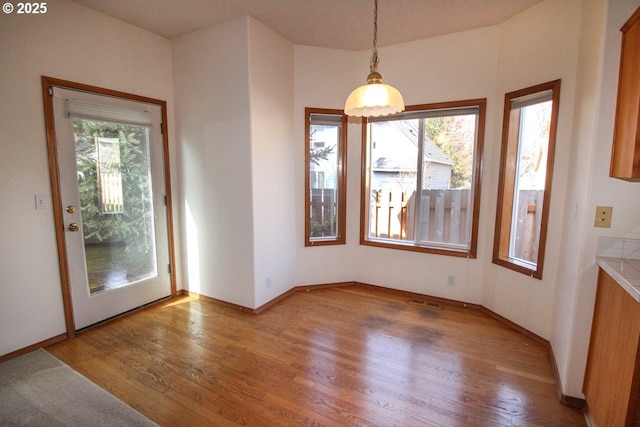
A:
[408, 298, 443, 311]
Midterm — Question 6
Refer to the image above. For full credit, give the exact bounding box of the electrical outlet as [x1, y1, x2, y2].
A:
[266, 277, 272, 288]
[447, 275, 455, 286]
[594, 206, 613, 228]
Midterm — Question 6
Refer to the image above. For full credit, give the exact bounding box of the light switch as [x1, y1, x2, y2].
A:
[34, 194, 47, 211]
[594, 206, 613, 228]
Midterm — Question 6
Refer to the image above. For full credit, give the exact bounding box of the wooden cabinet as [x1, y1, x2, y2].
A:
[610, 6, 640, 181]
[583, 268, 640, 426]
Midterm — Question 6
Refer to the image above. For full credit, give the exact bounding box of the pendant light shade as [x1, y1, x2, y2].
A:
[344, 0, 405, 117]
[344, 72, 405, 117]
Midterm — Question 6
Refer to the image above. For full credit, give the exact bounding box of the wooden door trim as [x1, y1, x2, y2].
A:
[41, 76, 178, 336]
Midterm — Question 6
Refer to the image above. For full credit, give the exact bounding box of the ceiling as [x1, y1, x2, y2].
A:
[71, 0, 541, 51]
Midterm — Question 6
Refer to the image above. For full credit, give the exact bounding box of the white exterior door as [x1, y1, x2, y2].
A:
[51, 87, 171, 330]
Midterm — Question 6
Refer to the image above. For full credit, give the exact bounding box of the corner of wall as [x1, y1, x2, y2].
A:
[247, 16, 297, 308]
[549, 0, 609, 399]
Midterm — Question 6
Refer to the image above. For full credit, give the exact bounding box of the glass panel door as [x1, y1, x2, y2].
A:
[52, 86, 171, 330]
[73, 119, 158, 294]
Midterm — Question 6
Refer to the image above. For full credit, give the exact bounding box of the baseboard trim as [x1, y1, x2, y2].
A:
[256, 282, 355, 314]
[353, 281, 483, 310]
[479, 305, 548, 346]
[254, 289, 296, 314]
[352, 282, 548, 347]
[295, 281, 357, 292]
[0, 333, 67, 363]
[184, 282, 357, 314]
[547, 344, 586, 409]
[182, 292, 255, 313]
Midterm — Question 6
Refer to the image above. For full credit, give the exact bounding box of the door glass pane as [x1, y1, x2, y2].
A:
[73, 119, 158, 294]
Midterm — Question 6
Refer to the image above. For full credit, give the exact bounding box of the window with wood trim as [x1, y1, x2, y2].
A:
[305, 108, 347, 246]
[493, 80, 561, 279]
[361, 100, 486, 257]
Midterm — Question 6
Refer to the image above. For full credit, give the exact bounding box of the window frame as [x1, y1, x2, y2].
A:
[492, 80, 561, 279]
[360, 99, 486, 258]
[304, 107, 347, 246]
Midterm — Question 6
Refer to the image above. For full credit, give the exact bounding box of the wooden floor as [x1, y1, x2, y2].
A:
[47, 286, 586, 427]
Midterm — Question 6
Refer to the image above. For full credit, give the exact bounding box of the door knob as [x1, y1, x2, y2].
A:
[66, 205, 76, 214]
[68, 223, 80, 232]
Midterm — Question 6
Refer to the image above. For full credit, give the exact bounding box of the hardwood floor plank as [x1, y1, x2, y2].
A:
[47, 285, 586, 427]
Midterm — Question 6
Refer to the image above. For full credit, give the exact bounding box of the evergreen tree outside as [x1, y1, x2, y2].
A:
[74, 119, 156, 290]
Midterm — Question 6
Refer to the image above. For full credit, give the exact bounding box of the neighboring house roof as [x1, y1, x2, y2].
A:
[371, 121, 453, 172]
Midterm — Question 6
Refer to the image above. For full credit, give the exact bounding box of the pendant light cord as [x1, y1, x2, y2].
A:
[344, 0, 405, 116]
[370, 0, 379, 74]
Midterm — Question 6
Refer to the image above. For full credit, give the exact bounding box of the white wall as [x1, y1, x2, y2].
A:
[0, 0, 176, 355]
[550, 0, 607, 400]
[552, 0, 640, 399]
[173, 17, 297, 309]
[172, 17, 256, 307]
[247, 18, 297, 307]
[293, 45, 363, 286]
[482, 1, 583, 340]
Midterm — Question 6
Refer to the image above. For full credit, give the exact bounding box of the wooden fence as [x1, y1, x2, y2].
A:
[370, 188, 471, 244]
[510, 189, 544, 263]
[370, 188, 542, 261]
[309, 188, 336, 237]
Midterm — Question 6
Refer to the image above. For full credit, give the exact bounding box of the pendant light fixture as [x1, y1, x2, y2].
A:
[344, 0, 405, 117]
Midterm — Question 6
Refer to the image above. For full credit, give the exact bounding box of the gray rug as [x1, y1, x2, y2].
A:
[0, 349, 158, 427]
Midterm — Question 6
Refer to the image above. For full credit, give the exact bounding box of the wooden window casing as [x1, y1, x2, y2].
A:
[360, 99, 486, 258]
[492, 80, 561, 279]
[304, 108, 347, 246]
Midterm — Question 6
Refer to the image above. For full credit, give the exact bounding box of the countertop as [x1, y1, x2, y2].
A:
[597, 256, 640, 303]
[596, 236, 640, 303]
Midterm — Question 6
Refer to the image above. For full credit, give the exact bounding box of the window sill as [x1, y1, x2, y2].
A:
[492, 256, 542, 279]
[305, 238, 346, 247]
[361, 238, 475, 259]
